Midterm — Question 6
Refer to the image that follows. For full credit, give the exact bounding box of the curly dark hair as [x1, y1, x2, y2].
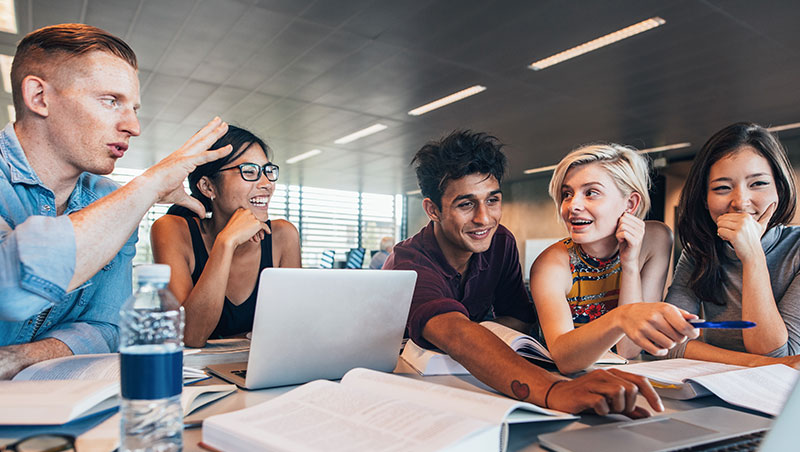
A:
[677, 122, 797, 304]
[411, 130, 507, 208]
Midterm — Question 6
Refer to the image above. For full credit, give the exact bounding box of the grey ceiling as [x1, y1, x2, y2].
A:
[1, 0, 799, 195]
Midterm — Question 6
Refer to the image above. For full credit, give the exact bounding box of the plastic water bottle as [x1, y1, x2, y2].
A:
[119, 264, 184, 452]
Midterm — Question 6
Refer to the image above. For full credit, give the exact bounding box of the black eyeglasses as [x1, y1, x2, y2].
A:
[0, 434, 75, 452]
[217, 163, 279, 182]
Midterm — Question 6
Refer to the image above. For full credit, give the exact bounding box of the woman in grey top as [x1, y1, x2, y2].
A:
[666, 122, 800, 368]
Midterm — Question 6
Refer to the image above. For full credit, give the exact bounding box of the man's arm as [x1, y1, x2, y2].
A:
[68, 118, 230, 290]
[424, 312, 664, 417]
[0, 338, 71, 379]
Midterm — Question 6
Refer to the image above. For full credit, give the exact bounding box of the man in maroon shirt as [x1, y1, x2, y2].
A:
[386, 130, 663, 417]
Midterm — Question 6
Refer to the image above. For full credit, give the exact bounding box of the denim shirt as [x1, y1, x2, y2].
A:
[0, 123, 137, 354]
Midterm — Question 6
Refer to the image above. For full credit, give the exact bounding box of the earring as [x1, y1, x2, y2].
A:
[204, 211, 213, 219]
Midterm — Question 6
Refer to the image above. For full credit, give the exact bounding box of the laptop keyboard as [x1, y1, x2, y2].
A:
[232, 369, 247, 379]
[672, 430, 767, 451]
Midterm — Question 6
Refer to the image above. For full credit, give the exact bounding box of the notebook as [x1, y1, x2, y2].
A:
[539, 376, 800, 452]
[207, 268, 416, 389]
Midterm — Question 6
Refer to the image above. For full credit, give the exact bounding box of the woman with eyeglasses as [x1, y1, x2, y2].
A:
[151, 125, 301, 347]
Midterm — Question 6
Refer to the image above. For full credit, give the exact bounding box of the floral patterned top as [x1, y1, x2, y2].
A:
[563, 238, 621, 328]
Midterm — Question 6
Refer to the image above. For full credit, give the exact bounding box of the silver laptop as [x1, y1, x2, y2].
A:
[539, 377, 800, 452]
[207, 268, 416, 389]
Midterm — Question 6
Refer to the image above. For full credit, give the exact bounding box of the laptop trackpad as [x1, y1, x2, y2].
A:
[620, 418, 718, 442]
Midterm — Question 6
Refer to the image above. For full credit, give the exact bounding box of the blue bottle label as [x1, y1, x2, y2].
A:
[120, 350, 183, 400]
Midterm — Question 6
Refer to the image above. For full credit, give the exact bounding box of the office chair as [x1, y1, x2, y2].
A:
[345, 247, 366, 269]
[319, 250, 335, 269]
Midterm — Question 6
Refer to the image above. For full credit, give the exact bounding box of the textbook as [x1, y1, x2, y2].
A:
[401, 321, 627, 376]
[614, 359, 800, 416]
[183, 338, 250, 368]
[202, 367, 575, 452]
[4, 353, 236, 425]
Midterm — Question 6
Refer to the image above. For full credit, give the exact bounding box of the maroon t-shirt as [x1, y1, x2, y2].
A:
[384, 221, 536, 348]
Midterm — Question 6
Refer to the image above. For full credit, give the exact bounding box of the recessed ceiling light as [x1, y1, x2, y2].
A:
[523, 164, 557, 175]
[638, 142, 691, 154]
[286, 149, 322, 165]
[334, 123, 388, 144]
[0, 54, 11, 93]
[529, 17, 665, 71]
[522, 141, 690, 174]
[0, 0, 17, 35]
[408, 85, 487, 116]
[406, 189, 422, 196]
[767, 122, 800, 133]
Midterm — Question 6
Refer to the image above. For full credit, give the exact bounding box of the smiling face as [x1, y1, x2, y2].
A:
[45, 51, 141, 176]
[706, 146, 779, 224]
[210, 143, 274, 222]
[560, 162, 635, 246]
[427, 173, 502, 267]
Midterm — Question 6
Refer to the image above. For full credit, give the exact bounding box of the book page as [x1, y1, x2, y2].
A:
[480, 322, 551, 360]
[341, 368, 567, 424]
[12, 354, 119, 381]
[14, 353, 206, 383]
[0, 380, 118, 425]
[689, 364, 799, 416]
[612, 359, 744, 385]
[203, 379, 494, 452]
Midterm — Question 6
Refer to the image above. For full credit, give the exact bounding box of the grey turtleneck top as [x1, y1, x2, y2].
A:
[665, 225, 800, 358]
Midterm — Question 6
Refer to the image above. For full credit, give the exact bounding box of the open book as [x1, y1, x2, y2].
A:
[5, 353, 236, 425]
[202, 367, 575, 452]
[614, 359, 800, 416]
[401, 321, 627, 376]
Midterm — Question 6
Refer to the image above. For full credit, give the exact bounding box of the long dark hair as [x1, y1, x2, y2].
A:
[676, 122, 796, 304]
[188, 125, 271, 212]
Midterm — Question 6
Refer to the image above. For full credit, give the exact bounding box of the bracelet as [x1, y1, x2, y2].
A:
[544, 380, 567, 409]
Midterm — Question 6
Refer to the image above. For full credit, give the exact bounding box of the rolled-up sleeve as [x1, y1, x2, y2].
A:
[0, 215, 76, 321]
[39, 230, 136, 354]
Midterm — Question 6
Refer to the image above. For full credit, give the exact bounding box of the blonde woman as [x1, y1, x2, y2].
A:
[530, 144, 698, 373]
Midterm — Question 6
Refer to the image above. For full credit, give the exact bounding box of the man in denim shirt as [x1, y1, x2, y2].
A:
[0, 24, 232, 378]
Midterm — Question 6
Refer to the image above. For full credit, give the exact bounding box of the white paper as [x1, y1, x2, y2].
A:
[689, 364, 799, 416]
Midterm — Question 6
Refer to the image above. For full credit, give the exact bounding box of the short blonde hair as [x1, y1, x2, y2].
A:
[548, 143, 651, 219]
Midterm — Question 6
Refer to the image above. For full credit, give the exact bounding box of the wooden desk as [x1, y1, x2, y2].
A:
[182, 360, 747, 452]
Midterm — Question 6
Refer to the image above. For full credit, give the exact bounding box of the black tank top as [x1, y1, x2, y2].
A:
[181, 214, 273, 338]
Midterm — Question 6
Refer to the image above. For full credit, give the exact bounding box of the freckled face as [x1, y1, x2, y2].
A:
[46, 51, 141, 175]
[706, 146, 778, 224]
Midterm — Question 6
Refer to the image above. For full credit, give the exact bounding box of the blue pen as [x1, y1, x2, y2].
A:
[689, 320, 756, 329]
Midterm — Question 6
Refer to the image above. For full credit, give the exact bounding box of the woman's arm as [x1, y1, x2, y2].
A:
[682, 340, 800, 369]
[151, 209, 269, 347]
[533, 242, 697, 374]
[616, 221, 675, 357]
[717, 207, 787, 354]
[271, 219, 301, 268]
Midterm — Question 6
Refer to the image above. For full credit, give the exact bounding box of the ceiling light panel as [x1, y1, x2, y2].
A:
[408, 85, 487, 116]
[529, 17, 665, 71]
[286, 149, 322, 164]
[0, 0, 16, 35]
[334, 123, 388, 144]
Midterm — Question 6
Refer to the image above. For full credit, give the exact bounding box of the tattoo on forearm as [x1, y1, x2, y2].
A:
[510, 380, 530, 400]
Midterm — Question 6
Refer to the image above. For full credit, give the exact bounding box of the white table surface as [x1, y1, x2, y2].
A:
[182, 359, 753, 452]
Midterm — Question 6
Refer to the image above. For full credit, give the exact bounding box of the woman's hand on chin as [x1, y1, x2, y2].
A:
[219, 208, 272, 248]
